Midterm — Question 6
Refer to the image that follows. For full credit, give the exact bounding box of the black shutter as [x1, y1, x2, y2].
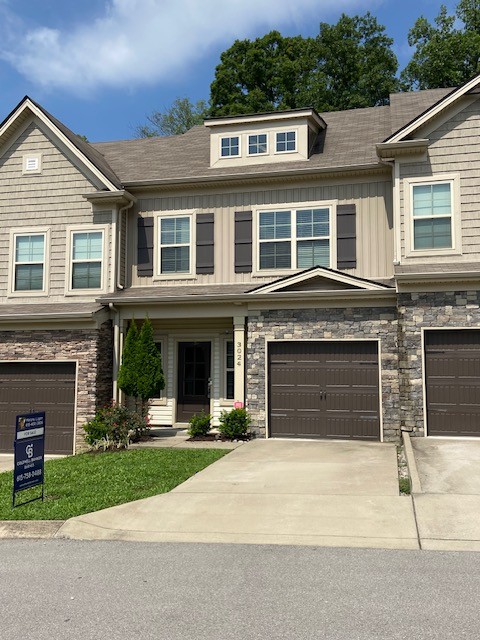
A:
[137, 216, 154, 277]
[196, 213, 215, 274]
[234, 211, 253, 273]
[336, 204, 356, 270]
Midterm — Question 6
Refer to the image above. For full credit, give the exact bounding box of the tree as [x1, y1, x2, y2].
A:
[117, 319, 139, 398]
[401, 0, 480, 90]
[135, 97, 209, 137]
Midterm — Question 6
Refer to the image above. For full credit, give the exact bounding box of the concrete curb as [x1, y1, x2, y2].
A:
[0, 520, 65, 539]
[402, 432, 422, 494]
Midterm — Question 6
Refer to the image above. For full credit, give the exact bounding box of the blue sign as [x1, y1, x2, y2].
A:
[15, 412, 45, 440]
[12, 412, 46, 507]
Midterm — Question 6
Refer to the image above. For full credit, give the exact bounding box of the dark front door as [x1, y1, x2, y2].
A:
[177, 342, 211, 422]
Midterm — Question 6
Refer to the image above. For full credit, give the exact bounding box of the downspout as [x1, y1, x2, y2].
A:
[117, 199, 134, 289]
[379, 158, 400, 267]
[109, 302, 120, 402]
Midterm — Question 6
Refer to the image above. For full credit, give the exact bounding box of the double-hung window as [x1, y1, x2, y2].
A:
[248, 134, 267, 155]
[412, 182, 452, 250]
[221, 136, 240, 157]
[14, 233, 45, 291]
[276, 131, 296, 153]
[159, 216, 191, 274]
[258, 206, 331, 270]
[71, 231, 103, 289]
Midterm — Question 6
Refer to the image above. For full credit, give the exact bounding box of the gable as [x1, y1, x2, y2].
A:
[277, 275, 360, 292]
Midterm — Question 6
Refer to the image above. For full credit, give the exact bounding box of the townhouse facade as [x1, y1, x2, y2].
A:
[0, 76, 479, 454]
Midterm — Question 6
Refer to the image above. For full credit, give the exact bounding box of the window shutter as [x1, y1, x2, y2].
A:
[196, 213, 215, 274]
[137, 216, 154, 277]
[234, 211, 253, 273]
[336, 204, 356, 270]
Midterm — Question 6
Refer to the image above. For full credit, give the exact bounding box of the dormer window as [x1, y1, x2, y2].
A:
[221, 136, 240, 157]
[276, 131, 296, 153]
[248, 134, 268, 155]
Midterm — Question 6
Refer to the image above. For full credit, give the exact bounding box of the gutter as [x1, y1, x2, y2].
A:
[395, 271, 480, 283]
[0, 310, 103, 321]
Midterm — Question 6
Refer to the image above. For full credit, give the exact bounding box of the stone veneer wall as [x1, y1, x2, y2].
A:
[0, 321, 112, 452]
[397, 290, 480, 436]
[246, 307, 400, 441]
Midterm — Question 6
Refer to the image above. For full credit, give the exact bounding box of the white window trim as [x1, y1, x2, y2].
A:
[154, 210, 196, 281]
[274, 129, 298, 155]
[247, 132, 269, 157]
[149, 336, 167, 405]
[252, 200, 337, 276]
[219, 135, 241, 158]
[404, 174, 461, 258]
[8, 227, 50, 297]
[22, 153, 42, 175]
[223, 337, 235, 401]
[65, 224, 109, 295]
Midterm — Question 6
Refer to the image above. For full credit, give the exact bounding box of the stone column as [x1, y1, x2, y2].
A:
[233, 315, 246, 405]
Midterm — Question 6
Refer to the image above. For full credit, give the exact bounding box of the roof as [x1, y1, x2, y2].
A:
[0, 302, 105, 320]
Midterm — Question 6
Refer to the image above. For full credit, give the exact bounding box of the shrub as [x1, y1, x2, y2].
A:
[84, 403, 149, 450]
[187, 411, 212, 437]
[218, 408, 251, 440]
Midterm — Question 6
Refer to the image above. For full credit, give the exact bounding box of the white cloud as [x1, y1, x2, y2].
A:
[0, 0, 366, 94]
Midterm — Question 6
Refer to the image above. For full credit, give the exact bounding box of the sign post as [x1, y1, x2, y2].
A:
[12, 412, 46, 508]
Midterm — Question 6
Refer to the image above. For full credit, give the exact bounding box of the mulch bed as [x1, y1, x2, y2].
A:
[187, 434, 252, 442]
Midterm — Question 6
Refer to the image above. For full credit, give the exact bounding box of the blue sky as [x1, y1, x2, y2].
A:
[0, 0, 457, 141]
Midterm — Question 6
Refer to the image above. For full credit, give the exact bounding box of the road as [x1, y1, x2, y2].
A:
[0, 540, 479, 639]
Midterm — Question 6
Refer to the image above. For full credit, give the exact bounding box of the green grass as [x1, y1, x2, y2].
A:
[399, 477, 411, 495]
[0, 448, 228, 521]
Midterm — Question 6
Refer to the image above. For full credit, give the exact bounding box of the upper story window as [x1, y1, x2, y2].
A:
[14, 233, 45, 291]
[276, 131, 296, 153]
[220, 136, 240, 157]
[160, 216, 191, 274]
[412, 182, 452, 250]
[71, 231, 103, 289]
[258, 207, 331, 271]
[248, 134, 267, 155]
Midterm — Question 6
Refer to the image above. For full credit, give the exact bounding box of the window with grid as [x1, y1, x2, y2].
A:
[14, 234, 45, 291]
[221, 136, 240, 157]
[225, 341, 234, 400]
[71, 231, 103, 289]
[258, 207, 330, 270]
[248, 134, 267, 155]
[412, 183, 452, 250]
[276, 131, 296, 152]
[160, 216, 191, 274]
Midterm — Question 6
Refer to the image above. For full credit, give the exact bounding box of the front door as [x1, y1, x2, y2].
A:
[177, 342, 211, 422]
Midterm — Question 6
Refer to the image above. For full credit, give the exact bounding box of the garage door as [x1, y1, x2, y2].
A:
[0, 362, 76, 454]
[425, 330, 480, 437]
[268, 341, 380, 440]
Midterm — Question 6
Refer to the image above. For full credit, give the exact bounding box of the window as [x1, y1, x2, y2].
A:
[258, 207, 331, 270]
[71, 231, 103, 289]
[248, 133, 267, 155]
[221, 136, 240, 157]
[225, 341, 234, 400]
[276, 131, 296, 153]
[14, 233, 45, 291]
[412, 183, 452, 250]
[159, 216, 191, 274]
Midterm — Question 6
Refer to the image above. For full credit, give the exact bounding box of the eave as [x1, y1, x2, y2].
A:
[83, 190, 136, 205]
[376, 139, 429, 159]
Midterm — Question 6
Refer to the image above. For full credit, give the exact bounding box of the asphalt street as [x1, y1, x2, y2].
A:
[1, 541, 479, 639]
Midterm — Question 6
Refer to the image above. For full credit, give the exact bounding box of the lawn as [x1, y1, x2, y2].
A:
[0, 448, 228, 521]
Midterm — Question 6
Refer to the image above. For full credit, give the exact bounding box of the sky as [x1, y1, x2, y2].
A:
[0, 0, 458, 142]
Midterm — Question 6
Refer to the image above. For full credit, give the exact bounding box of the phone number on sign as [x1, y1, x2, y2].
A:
[16, 469, 42, 482]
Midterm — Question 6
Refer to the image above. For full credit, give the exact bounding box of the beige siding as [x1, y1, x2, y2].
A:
[399, 96, 480, 264]
[130, 175, 394, 287]
[0, 118, 112, 302]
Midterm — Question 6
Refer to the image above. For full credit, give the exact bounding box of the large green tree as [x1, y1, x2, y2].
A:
[135, 97, 209, 137]
[401, 0, 480, 90]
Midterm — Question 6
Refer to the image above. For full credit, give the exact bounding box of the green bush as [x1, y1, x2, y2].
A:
[84, 403, 149, 450]
[187, 411, 212, 437]
[218, 408, 251, 440]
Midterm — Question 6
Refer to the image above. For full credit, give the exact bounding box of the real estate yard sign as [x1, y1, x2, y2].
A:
[12, 412, 45, 508]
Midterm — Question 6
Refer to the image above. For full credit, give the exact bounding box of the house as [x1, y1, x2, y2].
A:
[1, 75, 480, 455]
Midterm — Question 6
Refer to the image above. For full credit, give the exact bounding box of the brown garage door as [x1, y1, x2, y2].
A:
[425, 330, 480, 437]
[268, 341, 380, 440]
[0, 362, 76, 454]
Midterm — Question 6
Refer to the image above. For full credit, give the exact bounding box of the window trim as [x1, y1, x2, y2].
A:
[247, 132, 269, 157]
[8, 227, 50, 297]
[252, 200, 337, 276]
[224, 338, 235, 401]
[274, 129, 297, 155]
[149, 337, 167, 405]
[219, 135, 241, 158]
[65, 225, 108, 295]
[154, 210, 196, 281]
[404, 174, 461, 258]
[22, 153, 42, 175]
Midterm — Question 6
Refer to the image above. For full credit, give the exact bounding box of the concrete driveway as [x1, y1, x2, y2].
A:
[410, 438, 480, 551]
[58, 439, 418, 549]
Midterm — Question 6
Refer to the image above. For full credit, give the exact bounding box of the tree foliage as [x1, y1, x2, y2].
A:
[400, 0, 480, 90]
[117, 319, 139, 398]
[135, 97, 209, 137]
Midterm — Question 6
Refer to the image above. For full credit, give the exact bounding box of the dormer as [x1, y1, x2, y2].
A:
[205, 108, 326, 169]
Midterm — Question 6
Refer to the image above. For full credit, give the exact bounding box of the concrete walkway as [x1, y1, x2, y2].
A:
[409, 438, 480, 552]
[57, 439, 419, 549]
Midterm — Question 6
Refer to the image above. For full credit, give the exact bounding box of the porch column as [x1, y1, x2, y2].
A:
[115, 319, 127, 404]
[233, 315, 246, 405]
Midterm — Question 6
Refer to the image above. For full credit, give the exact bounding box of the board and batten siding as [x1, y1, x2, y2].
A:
[399, 96, 480, 264]
[129, 177, 394, 287]
[0, 119, 113, 303]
